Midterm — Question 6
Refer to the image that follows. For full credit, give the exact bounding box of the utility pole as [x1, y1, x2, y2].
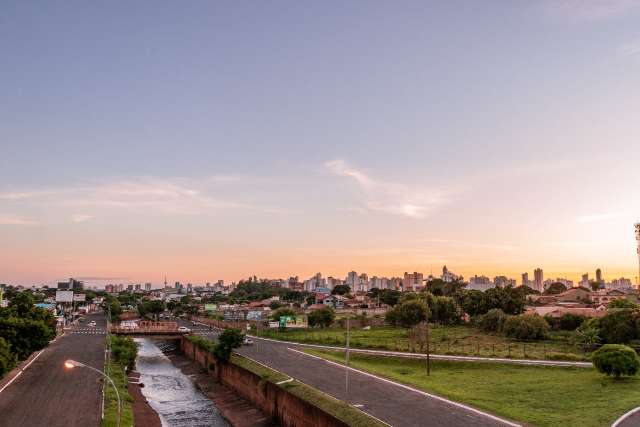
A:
[426, 320, 430, 376]
[345, 311, 351, 402]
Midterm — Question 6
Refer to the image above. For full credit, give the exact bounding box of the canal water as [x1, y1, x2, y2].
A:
[134, 338, 229, 427]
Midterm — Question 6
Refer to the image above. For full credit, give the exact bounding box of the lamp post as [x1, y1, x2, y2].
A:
[64, 359, 121, 427]
[344, 309, 351, 402]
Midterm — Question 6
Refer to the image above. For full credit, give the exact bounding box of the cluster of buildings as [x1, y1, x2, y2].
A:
[299, 266, 463, 293]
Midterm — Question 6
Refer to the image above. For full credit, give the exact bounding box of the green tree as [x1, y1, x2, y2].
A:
[477, 309, 507, 333]
[146, 300, 165, 320]
[213, 328, 245, 362]
[331, 285, 351, 296]
[0, 337, 16, 377]
[591, 344, 640, 378]
[608, 299, 638, 309]
[544, 282, 567, 295]
[598, 309, 639, 344]
[379, 289, 401, 307]
[269, 300, 283, 310]
[308, 307, 335, 328]
[385, 300, 428, 328]
[502, 314, 550, 340]
[8, 292, 34, 317]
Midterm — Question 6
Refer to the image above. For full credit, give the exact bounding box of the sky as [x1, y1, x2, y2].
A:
[2, 1, 640, 287]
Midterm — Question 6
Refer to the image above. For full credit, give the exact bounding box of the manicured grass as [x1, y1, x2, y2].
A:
[304, 349, 640, 427]
[102, 361, 134, 427]
[255, 325, 588, 361]
[231, 354, 386, 427]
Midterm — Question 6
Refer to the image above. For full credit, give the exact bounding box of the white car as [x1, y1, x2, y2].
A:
[88, 321, 97, 327]
[178, 326, 191, 333]
[243, 338, 254, 346]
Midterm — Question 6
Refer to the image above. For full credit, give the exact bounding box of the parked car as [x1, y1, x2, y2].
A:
[88, 321, 97, 327]
[178, 326, 191, 333]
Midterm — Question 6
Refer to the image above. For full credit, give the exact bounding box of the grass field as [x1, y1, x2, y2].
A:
[255, 324, 588, 361]
[304, 349, 640, 427]
[102, 360, 134, 427]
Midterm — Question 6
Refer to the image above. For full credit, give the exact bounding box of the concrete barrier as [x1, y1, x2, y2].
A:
[181, 337, 348, 427]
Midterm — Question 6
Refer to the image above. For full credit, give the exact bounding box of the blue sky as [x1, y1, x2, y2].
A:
[2, 1, 640, 285]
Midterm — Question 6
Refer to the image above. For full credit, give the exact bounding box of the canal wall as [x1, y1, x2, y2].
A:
[181, 337, 349, 427]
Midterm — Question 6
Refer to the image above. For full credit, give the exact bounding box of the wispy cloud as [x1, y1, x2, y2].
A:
[71, 214, 94, 223]
[618, 40, 640, 57]
[424, 238, 518, 252]
[0, 175, 288, 222]
[0, 214, 39, 226]
[324, 159, 447, 219]
[544, 0, 640, 21]
[576, 212, 627, 223]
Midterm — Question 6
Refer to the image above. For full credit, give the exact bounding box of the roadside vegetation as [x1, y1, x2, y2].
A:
[103, 336, 137, 427]
[0, 292, 56, 378]
[304, 349, 640, 427]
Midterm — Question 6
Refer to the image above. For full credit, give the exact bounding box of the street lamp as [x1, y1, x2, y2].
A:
[64, 359, 121, 427]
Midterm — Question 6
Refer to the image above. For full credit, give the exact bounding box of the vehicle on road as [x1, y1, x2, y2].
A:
[88, 321, 97, 327]
[243, 338, 254, 346]
[178, 326, 191, 333]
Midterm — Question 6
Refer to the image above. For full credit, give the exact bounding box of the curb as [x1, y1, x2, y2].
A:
[289, 347, 521, 427]
[612, 407, 640, 427]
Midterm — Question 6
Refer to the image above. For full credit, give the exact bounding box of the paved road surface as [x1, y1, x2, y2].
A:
[180, 320, 517, 427]
[0, 312, 107, 427]
[616, 409, 640, 427]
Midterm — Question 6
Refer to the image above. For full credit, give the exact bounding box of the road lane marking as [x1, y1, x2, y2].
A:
[234, 352, 392, 427]
[0, 349, 45, 395]
[247, 335, 592, 368]
[287, 347, 522, 427]
[612, 407, 640, 427]
[0, 371, 22, 394]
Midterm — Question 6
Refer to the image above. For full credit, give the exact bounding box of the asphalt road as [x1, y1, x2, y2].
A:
[179, 320, 517, 427]
[0, 312, 107, 427]
[616, 409, 640, 427]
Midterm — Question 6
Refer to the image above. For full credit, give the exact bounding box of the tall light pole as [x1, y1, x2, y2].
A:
[344, 310, 351, 402]
[635, 223, 640, 289]
[64, 359, 121, 427]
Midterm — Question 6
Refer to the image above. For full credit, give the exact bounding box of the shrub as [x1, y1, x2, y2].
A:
[545, 314, 587, 331]
[186, 334, 215, 352]
[502, 314, 550, 340]
[109, 336, 138, 370]
[0, 337, 16, 377]
[598, 309, 640, 344]
[385, 300, 428, 328]
[477, 309, 507, 333]
[591, 344, 640, 378]
[213, 328, 245, 362]
[308, 307, 336, 328]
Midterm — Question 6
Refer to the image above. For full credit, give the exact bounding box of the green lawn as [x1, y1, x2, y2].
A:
[304, 349, 640, 427]
[102, 361, 134, 427]
[255, 325, 588, 361]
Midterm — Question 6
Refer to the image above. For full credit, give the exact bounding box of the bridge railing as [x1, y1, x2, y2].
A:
[110, 320, 181, 334]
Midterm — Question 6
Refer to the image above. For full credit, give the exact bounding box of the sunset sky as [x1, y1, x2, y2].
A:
[2, 1, 640, 287]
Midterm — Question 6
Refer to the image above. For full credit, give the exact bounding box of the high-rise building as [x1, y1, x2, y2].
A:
[580, 274, 589, 288]
[144, 283, 151, 291]
[345, 271, 358, 288]
[403, 272, 424, 291]
[596, 268, 603, 284]
[521, 272, 529, 287]
[534, 268, 543, 292]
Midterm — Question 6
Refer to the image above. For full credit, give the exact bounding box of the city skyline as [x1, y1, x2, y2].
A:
[2, 2, 640, 285]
